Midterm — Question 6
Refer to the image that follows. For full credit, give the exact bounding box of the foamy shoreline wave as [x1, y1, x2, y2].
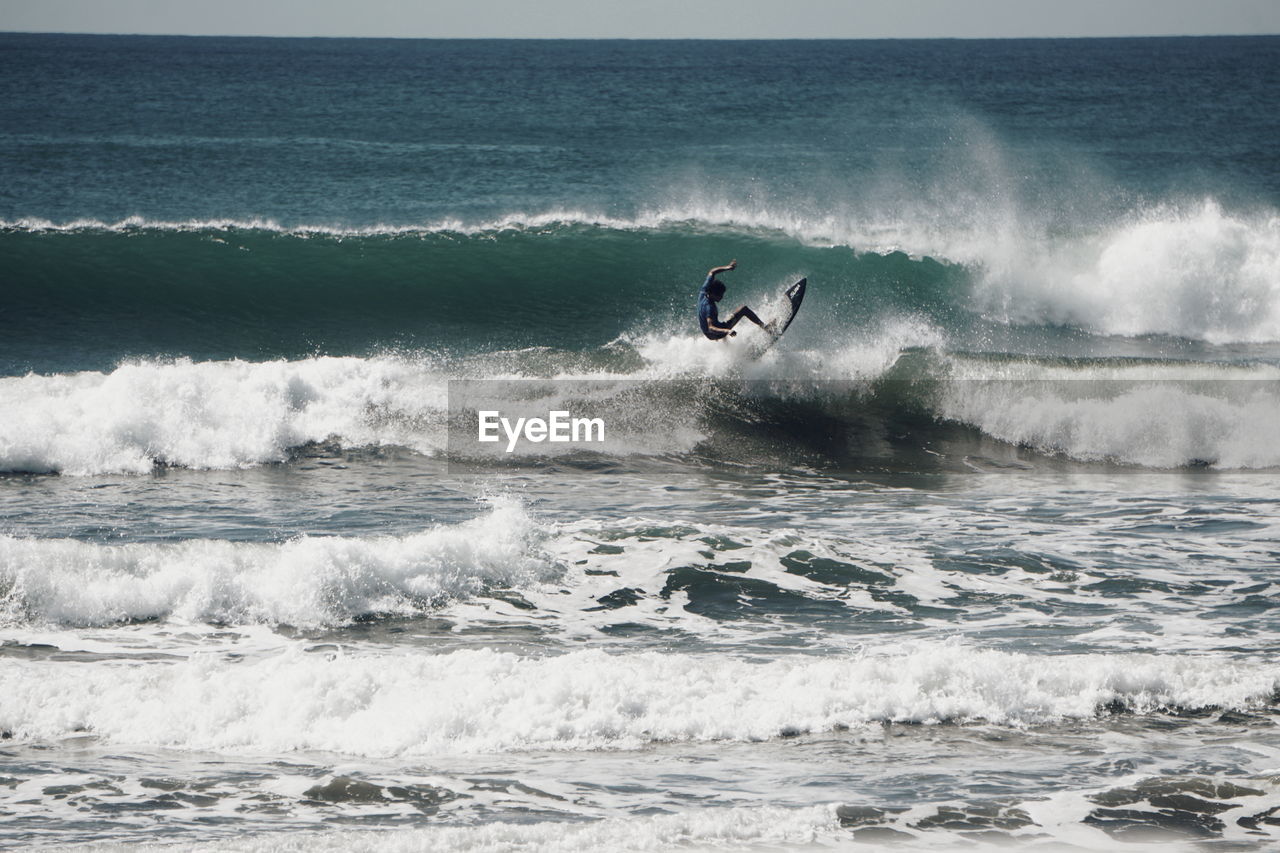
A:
[40, 806, 855, 853]
[0, 643, 1273, 756]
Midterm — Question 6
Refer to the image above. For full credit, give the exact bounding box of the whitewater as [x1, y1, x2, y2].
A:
[4, 32, 1280, 852]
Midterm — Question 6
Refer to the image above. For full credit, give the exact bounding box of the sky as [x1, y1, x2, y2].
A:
[1, 0, 1277, 39]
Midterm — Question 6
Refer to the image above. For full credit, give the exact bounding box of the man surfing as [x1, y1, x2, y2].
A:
[697, 259, 766, 340]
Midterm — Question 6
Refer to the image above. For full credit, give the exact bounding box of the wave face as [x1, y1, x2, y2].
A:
[4, 200, 1280, 377]
[0, 218, 965, 374]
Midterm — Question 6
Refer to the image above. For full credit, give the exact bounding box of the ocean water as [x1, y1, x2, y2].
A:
[2, 32, 1280, 851]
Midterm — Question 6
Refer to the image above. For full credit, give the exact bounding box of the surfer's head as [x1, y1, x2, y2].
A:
[706, 279, 726, 301]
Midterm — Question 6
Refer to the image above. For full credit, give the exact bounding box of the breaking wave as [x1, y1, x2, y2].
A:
[1, 643, 1273, 755]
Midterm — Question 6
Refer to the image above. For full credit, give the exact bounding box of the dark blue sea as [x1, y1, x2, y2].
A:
[2, 33, 1280, 851]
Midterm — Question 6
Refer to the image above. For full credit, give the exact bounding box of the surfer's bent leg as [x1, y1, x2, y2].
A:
[723, 306, 765, 329]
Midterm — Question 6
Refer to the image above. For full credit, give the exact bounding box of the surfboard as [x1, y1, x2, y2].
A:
[756, 278, 806, 353]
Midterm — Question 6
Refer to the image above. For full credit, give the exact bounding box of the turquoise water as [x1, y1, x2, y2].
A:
[2, 33, 1280, 851]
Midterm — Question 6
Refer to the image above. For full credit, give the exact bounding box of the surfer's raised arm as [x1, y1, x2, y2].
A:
[707, 259, 737, 277]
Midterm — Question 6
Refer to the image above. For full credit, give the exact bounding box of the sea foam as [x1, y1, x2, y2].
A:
[0, 499, 555, 628]
[0, 355, 447, 474]
[52, 806, 852, 853]
[0, 644, 1272, 756]
[938, 357, 1280, 468]
[973, 201, 1280, 343]
[0, 322, 938, 474]
[5, 347, 1280, 475]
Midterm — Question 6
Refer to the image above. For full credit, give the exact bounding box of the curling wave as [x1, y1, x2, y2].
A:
[3, 200, 1279, 378]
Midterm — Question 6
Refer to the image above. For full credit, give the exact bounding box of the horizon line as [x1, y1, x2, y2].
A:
[3, 30, 1278, 41]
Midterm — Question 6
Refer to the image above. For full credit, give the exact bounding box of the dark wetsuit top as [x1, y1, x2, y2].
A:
[698, 275, 726, 340]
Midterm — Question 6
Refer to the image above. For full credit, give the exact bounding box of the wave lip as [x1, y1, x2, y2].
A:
[0, 644, 1272, 756]
[0, 499, 555, 628]
[0, 206, 896, 246]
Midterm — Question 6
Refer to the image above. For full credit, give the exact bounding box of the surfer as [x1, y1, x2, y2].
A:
[698, 259, 766, 340]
